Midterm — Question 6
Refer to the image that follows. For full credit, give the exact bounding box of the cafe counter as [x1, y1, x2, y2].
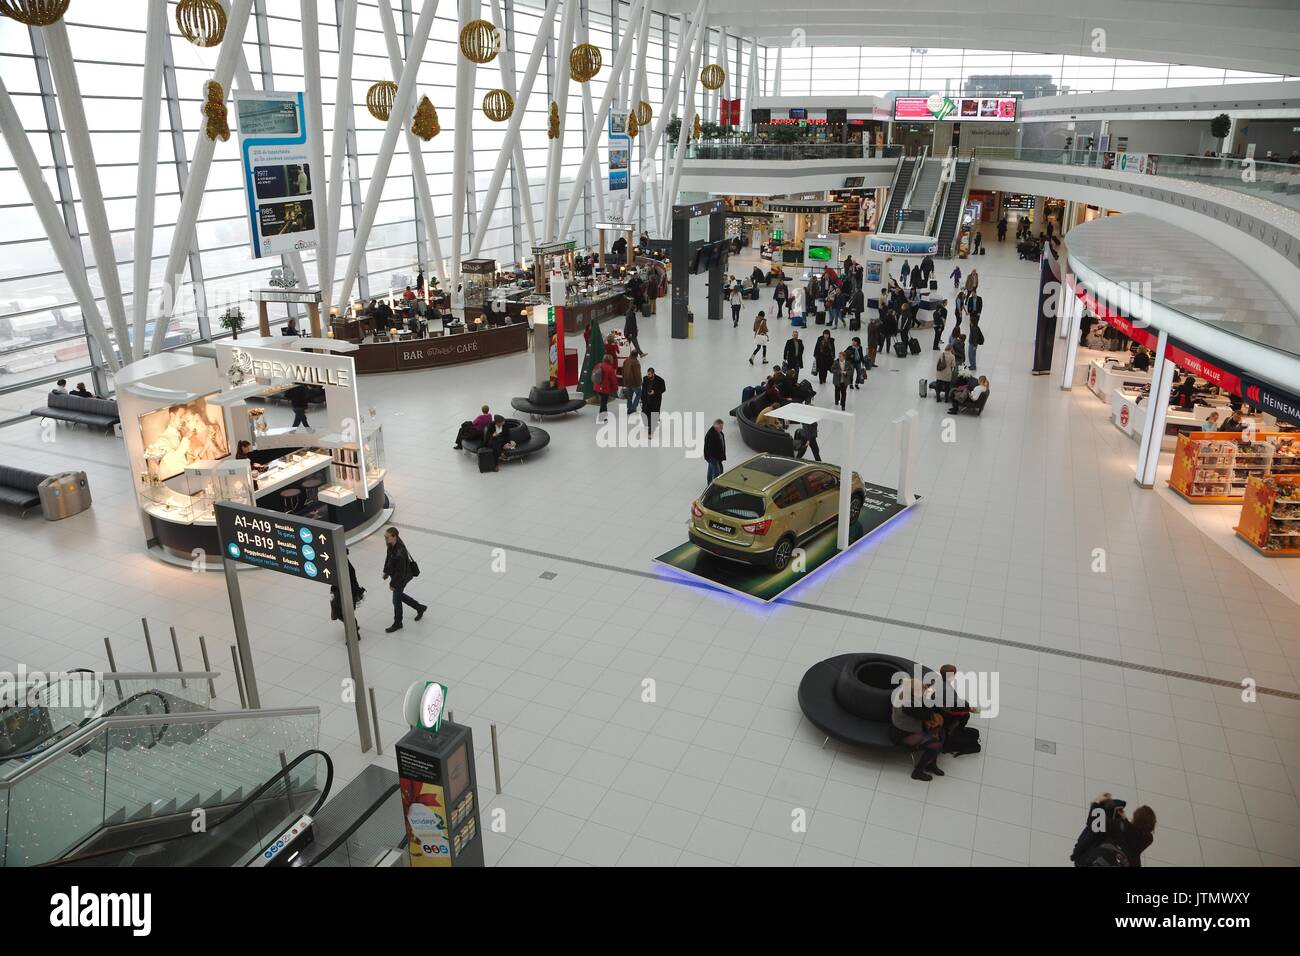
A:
[353, 322, 530, 373]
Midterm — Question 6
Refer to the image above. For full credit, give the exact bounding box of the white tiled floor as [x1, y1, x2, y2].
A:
[1, 236, 1297, 866]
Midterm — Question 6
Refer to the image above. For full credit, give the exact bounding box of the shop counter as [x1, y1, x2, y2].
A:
[1110, 388, 1222, 447]
[353, 323, 530, 373]
[1086, 358, 1151, 400]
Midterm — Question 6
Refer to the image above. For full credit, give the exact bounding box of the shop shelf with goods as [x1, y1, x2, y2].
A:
[1167, 431, 1300, 503]
[1235, 474, 1300, 556]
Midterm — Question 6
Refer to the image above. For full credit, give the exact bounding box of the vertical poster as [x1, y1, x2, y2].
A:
[396, 741, 452, 867]
[234, 91, 322, 259]
[608, 109, 630, 193]
[547, 305, 567, 386]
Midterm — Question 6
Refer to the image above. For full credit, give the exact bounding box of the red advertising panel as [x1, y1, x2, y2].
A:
[893, 95, 1018, 123]
[1165, 343, 1242, 395]
[1074, 287, 1158, 349]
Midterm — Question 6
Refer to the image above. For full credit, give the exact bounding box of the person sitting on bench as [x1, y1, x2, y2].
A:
[948, 375, 989, 414]
[453, 404, 494, 449]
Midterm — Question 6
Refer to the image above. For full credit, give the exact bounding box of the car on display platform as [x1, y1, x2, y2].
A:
[689, 453, 866, 571]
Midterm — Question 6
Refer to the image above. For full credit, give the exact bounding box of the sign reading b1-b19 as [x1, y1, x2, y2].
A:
[215, 501, 343, 585]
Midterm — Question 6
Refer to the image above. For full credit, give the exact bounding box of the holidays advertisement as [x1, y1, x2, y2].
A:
[608, 109, 630, 192]
[234, 91, 322, 259]
[893, 94, 1017, 123]
[547, 305, 566, 385]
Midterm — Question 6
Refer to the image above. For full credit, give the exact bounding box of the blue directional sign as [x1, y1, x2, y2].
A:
[215, 502, 345, 587]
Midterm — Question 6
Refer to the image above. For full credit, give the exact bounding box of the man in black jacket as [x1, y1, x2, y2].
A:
[381, 527, 426, 633]
[641, 367, 665, 430]
[813, 330, 836, 385]
[931, 299, 948, 350]
[783, 331, 804, 376]
[703, 419, 726, 486]
[624, 305, 645, 357]
[287, 384, 311, 428]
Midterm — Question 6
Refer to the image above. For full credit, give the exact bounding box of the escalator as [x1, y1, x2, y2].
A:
[935, 159, 972, 257]
[898, 160, 945, 236]
[880, 157, 915, 230]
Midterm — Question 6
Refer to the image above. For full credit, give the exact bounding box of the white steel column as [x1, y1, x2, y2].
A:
[576, 9, 607, 224]
[544, 0, 581, 241]
[301, 0, 330, 297]
[661, 13, 705, 229]
[1135, 329, 1177, 488]
[131, 0, 168, 360]
[744, 38, 757, 126]
[324, 0, 358, 310]
[774, 45, 782, 95]
[152, 0, 254, 354]
[0, 76, 118, 372]
[557, 0, 647, 242]
[469, 0, 558, 257]
[45, 22, 133, 363]
[490, 0, 536, 249]
[1059, 288, 1082, 390]
[337, 0, 439, 309]
[378, 0, 446, 283]
[450, 0, 480, 280]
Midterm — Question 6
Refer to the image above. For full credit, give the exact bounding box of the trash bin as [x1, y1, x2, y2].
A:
[38, 471, 91, 520]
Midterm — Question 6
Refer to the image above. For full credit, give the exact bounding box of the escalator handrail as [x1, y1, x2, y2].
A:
[1, 689, 173, 763]
[40, 748, 335, 867]
[304, 782, 402, 867]
[0, 705, 319, 789]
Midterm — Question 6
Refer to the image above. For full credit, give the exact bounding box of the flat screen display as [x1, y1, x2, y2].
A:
[751, 108, 771, 124]
[843, 176, 864, 188]
[826, 108, 847, 124]
[893, 95, 1018, 123]
[807, 244, 834, 262]
[138, 395, 230, 482]
[446, 743, 470, 804]
[788, 108, 807, 120]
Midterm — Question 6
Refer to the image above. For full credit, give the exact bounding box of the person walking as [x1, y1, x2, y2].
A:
[997, 216, 1008, 242]
[624, 304, 645, 357]
[381, 527, 426, 633]
[831, 351, 850, 410]
[795, 418, 822, 462]
[593, 351, 618, 419]
[749, 311, 769, 365]
[288, 384, 311, 429]
[641, 366, 665, 430]
[730, 284, 743, 327]
[880, 307, 899, 358]
[830, 287, 848, 330]
[773, 279, 789, 318]
[931, 298, 948, 351]
[900, 260, 911, 286]
[703, 419, 726, 486]
[783, 331, 805, 377]
[850, 285, 864, 328]
[622, 350, 643, 416]
[949, 264, 961, 291]
[920, 254, 934, 286]
[866, 316, 881, 369]
[813, 329, 836, 385]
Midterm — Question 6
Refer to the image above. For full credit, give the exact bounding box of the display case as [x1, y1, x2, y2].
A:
[362, 424, 385, 480]
[461, 258, 497, 311]
[1168, 431, 1300, 503]
[185, 460, 255, 523]
[1235, 475, 1300, 556]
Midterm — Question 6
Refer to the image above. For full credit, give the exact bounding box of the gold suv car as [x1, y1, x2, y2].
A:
[689, 454, 865, 570]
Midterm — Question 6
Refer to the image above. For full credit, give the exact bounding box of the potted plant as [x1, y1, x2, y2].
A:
[665, 114, 682, 143]
[701, 120, 723, 141]
[1209, 113, 1231, 154]
[219, 306, 246, 339]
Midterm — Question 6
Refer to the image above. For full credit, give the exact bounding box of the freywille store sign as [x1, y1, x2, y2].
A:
[218, 343, 353, 390]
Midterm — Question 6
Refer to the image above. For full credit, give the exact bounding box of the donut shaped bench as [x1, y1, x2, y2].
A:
[510, 385, 585, 419]
[461, 418, 550, 462]
[798, 653, 939, 749]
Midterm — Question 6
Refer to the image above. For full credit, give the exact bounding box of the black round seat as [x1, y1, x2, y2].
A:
[798, 653, 938, 749]
[461, 418, 550, 461]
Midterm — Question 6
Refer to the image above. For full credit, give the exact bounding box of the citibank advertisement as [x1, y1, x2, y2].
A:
[235, 91, 321, 259]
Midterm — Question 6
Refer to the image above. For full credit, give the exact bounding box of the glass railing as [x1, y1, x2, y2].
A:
[308, 784, 404, 867]
[675, 142, 903, 161]
[0, 706, 319, 866]
[972, 147, 1300, 213]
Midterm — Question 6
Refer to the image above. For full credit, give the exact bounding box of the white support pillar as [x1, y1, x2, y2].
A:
[1135, 329, 1176, 488]
[626, 0, 705, 236]
[450, 0, 480, 281]
[544, 0, 581, 242]
[774, 45, 782, 96]
[152, 0, 255, 354]
[894, 408, 920, 510]
[744, 38, 757, 129]
[131, 0, 168, 360]
[378, 0, 445, 283]
[45, 22, 133, 363]
[1059, 290, 1081, 390]
[301, 0, 329, 296]
[0, 76, 118, 372]
[556, 0, 648, 243]
[661, 15, 705, 229]
[490, 0, 536, 249]
[469, 0, 559, 257]
[337, 0, 440, 310]
[576, 14, 607, 223]
[324, 0, 359, 309]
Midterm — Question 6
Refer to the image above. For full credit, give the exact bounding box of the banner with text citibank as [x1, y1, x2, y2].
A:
[235, 91, 322, 259]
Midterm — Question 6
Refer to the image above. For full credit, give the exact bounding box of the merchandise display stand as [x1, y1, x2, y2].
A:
[1168, 431, 1300, 504]
[1235, 475, 1300, 556]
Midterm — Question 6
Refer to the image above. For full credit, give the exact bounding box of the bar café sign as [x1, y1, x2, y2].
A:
[219, 343, 353, 390]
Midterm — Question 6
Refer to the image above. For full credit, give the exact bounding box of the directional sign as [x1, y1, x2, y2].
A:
[215, 501, 345, 586]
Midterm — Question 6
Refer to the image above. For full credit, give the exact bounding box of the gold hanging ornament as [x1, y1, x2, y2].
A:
[411, 96, 440, 141]
[568, 43, 602, 82]
[0, 0, 68, 26]
[692, 113, 702, 141]
[366, 80, 399, 121]
[175, 0, 227, 47]
[635, 100, 653, 127]
[202, 81, 230, 142]
[547, 101, 560, 139]
[459, 18, 500, 64]
[700, 64, 725, 91]
[482, 88, 514, 122]
[626, 113, 639, 138]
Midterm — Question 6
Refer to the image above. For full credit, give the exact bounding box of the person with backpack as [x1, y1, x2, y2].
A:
[381, 527, 426, 633]
[592, 352, 618, 420]
[1070, 794, 1156, 867]
[931, 299, 948, 351]
[749, 311, 769, 365]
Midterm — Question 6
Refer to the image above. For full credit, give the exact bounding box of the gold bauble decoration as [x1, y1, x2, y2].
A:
[459, 18, 500, 64]
[482, 88, 514, 122]
[202, 81, 230, 142]
[547, 101, 560, 139]
[626, 113, 639, 138]
[692, 113, 701, 141]
[176, 0, 227, 47]
[0, 0, 68, 26]
[700, 64, 725, 91]
[366, 80, 399, 121]
[411, 96, 440, 141]
[635, 100, 653, 127]
[568, 43, 602, 82]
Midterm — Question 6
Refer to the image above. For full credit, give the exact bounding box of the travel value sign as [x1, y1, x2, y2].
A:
[215, 501, 343, 585]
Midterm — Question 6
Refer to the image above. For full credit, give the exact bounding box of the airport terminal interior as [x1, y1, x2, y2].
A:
[0, 0, 1298, 870]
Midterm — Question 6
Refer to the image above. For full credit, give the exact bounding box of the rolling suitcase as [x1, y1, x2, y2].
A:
[741, 385, 756, 403]
[908, 337, 921, 355]
[477, 447, 496, 473]
[791, 314, 806, 328]
[929, 280, 938, 291]
[919, 378, 928, 398]
[849, 316, 861, 331]
[815, 311, 826, 325]
[893, 340, 908, 358]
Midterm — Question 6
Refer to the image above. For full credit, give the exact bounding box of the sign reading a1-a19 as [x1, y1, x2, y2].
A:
[214, 502, 342, 585]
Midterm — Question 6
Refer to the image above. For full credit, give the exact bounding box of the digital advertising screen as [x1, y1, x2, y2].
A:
[138, 395, 230, 482]
[893, 94, 1018, 123]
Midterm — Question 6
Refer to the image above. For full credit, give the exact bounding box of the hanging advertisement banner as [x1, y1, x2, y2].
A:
[234, 91, 322, 259]
[608, 109, 630, 193]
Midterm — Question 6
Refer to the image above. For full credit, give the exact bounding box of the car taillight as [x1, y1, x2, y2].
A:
[691, 501, 703, 518]
[743, 518, 772, 535]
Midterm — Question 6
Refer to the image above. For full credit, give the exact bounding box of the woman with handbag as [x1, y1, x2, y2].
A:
[382, 527, 426, 633]
[749, 311, 770, 365]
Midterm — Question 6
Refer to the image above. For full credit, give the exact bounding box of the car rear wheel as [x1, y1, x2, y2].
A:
[770, 535, 796, 571]
[850, 492, 864, 523]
